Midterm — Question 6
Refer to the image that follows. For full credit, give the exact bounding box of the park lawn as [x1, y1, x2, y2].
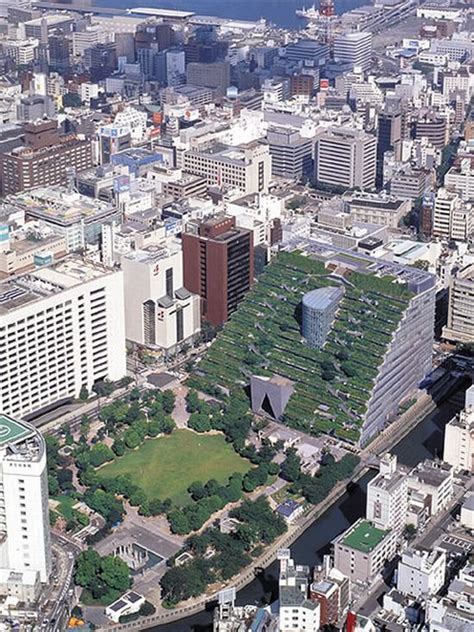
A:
[98, 429, 251, 506]
[52, 495, 77, 522]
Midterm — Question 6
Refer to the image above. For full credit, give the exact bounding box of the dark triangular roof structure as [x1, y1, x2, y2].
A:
[250, 374, 295, 420]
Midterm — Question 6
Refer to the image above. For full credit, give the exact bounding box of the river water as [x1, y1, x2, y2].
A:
[151, 392, 464, 632]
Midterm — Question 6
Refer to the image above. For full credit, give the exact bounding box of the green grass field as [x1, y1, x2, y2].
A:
[98, 429, 250, 505]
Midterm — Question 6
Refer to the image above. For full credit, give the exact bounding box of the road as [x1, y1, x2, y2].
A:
[39, 534, 82, 631]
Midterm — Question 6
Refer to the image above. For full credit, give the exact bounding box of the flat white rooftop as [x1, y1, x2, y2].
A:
[128, 7, 195, 18]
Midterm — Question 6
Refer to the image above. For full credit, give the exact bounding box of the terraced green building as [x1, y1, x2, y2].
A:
[189, 245, 436, 446]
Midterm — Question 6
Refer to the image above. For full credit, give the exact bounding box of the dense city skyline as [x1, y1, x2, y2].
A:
[0, 0, 471, 630]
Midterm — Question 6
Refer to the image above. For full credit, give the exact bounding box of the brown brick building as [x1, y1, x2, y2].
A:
[0, 120, 93, 196]
[290, 74, 314, 97]
[182, 214, 254, 327]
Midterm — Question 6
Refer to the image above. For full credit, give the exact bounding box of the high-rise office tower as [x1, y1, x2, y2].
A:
[84, 42, 117, 81]
[48, 32, 71, 72]
[0, 258, 126, 420]
[376, 105, 402, 186]
[267, 127, 314, 180]
[333, 31, 372, 71]
[122, 240, 201, 355]
[135, 20, 173, 53]
[0, 414, 51, 599]
[186, 61, 230, 97]
[182, 215, 254, 327]
[315, 127, 377, 190]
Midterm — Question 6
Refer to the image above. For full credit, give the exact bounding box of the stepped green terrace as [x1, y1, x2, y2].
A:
[189, 250, 416, 444]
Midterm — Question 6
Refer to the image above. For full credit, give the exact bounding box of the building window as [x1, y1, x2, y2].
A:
[166, 268, 174, 297]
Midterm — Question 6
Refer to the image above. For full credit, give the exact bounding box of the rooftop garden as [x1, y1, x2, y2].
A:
[342, 519, 389, 553]
[188, 251, 413, 443]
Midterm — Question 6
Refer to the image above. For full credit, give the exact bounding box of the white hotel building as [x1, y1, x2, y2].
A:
[0, 257, 126, 420]
[0, 414, 51, 600]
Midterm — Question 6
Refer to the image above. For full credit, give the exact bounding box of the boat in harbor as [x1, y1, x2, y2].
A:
[295, 5, 320, 20]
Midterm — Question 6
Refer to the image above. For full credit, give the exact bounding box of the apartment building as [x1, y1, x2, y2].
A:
[278, 550, 320, 632]
[315, 127, 377, 190]
[0, 414, 51, 601]
[433, 188, 473, 242]
[442, 263, 474, 344]
[397, 549, 446, 600]
[366, 453, 408, 533]
[443, 385, 474, 472]
[0, 258, 126, 419]
[183, 141, 271, 195]
[445, 159, 474, 201]
[407, 460, 454, 519]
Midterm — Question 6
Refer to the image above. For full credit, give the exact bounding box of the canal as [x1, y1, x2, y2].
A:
[153, 390, 465, 632]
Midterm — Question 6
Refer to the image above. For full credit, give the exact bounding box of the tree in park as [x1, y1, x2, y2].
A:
[185, 389, 201, 413]
[188, 481, 206, 501]
[75, 549, 131, 598]
[112, 438, 126, 457]
[160, 559, 212, 605]
[162, 390, 176, 414]
[123, 428, 141, 449]
[280, 448, 301, 483]
[89, 443, 115, 467]
[188, 412, 211, 433]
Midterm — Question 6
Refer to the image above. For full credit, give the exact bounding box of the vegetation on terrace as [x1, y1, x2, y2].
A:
[188, 251, 413, 443]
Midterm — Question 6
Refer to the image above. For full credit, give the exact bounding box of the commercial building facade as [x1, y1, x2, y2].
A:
[315, 127, 377, 190]
[182, 214, 254, 327]
[122, 242, 201, 355]
[267, 127, 313, 180]
[333, 31, 372, 71]
[183, 141, 271, 195]
[333, 519, 398, 585]
[0, 120, 93, 196]
[0, 258, 126, 419]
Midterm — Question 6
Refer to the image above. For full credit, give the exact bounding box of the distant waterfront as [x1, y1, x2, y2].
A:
[94, 0, 369, 29]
